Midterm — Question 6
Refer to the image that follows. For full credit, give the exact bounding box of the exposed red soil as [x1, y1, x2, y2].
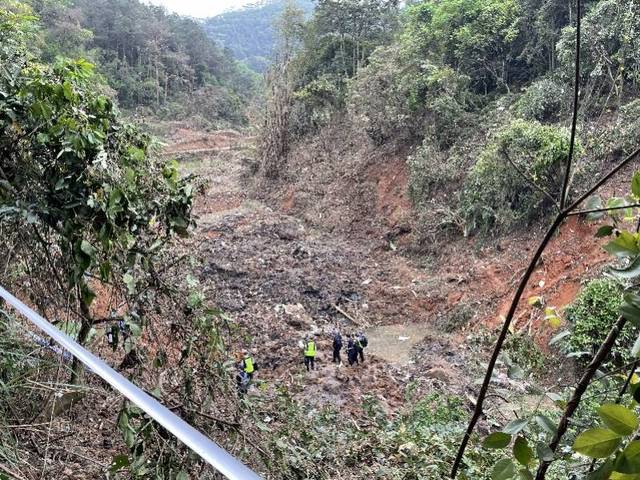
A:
[257, 124, 636, 362]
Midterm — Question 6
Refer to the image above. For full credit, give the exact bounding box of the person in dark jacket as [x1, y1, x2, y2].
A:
[346, 334, 358, 366]
[236, 368, 250, 397]
[332, 331, 343, 364]
[356, 332, 368, 363]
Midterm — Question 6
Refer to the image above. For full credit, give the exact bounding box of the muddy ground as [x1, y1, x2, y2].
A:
[164, 124, 620, 417]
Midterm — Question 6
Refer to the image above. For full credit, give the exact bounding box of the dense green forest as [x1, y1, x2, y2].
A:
[5, 0, 640, 479]
[204, 0, 314, 73]
[24, 0, 258, 124]
[262, 0, 640, 236]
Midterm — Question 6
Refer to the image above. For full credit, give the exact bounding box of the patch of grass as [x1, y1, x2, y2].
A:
[440, 302, 476, 332]
[564, 278, 633, 367]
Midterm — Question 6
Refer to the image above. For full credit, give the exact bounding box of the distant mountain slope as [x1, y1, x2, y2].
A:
[204, 0, 314, 73]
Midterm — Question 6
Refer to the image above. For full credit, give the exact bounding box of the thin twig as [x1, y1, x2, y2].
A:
[560, 0, 582, 211]
[567, 203, 640, 217]
[535, 316, 627, 479]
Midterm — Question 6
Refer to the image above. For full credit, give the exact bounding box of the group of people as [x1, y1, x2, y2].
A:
[235, 330, 369, 395]
[302, 330, 368, 371]
[329, 331, 368, 367]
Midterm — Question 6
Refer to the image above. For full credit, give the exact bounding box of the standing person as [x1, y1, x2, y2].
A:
[241, 350, 256, 380]
[356, 331, 368, 363]
[236, 368, 250, 397]
[304, 336, 316, 371]
[346, 334, 358, 366]
[332, 331, 343, 364]
[106, 325, 118, 351]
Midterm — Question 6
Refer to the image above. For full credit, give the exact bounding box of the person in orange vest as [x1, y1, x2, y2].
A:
[303, 336, 317, 371]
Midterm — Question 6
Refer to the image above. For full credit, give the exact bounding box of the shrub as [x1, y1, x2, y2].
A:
[504, 333, 546, 373]
[605, 99, 640, 158]
[408, 141, 465, 203]
[565, 278, 633, 366]
[515, 77, 568, 122]
[348, 44, 471, 147]
[290, 74, 344, 137]
[460, 119, 579, 234]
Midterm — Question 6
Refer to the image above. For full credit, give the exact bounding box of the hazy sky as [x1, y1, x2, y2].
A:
[146, 0, 256, 18]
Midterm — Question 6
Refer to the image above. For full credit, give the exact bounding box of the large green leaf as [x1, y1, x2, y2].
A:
[598, 404, 639, 436]
[622, 294, 640, 326]
[492, 458, 516, 480]
[611, 256, 640, 280]
[513, 436, 533, 466]
[596, 225, 615, 238]
[484, 432, 512, 449]
[573, 428, 622, 458]
[610, 472, 640, 479]
[518, 469, 533, 480]
[535, 415, 557, 435]
[588, 459, 614, 480]
[615, 441, 640, 474]
[604, 231, 640, 258]
[503, 419, 528, 435]
[536, 442, 554, 462]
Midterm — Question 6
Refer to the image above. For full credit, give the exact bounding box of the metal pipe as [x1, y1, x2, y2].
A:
[0, 285, 262, 480]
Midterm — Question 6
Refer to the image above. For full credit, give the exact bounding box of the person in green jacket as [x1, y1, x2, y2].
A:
[304, 337, 316, 371]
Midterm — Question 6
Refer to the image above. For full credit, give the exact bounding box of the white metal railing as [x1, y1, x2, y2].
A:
[0, 286, 262, 480]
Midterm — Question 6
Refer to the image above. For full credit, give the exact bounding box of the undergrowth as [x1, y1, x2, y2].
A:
[564, 278, 632, 366]
[259, 389, 499, 479]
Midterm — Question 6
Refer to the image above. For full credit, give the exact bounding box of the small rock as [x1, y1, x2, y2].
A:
[425, 367, 452, 383]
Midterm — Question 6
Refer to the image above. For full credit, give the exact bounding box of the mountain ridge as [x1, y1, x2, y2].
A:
[204, 0, 314, 72]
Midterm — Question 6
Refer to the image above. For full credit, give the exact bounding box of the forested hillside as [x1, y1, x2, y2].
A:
[24, 0, 257, 125]
[5, 0, 640, 479]
[204, 0, 314, 72]
[256, 0, 640, 478]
